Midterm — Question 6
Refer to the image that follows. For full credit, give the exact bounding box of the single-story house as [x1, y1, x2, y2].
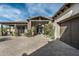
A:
[0, 16, 52, 36]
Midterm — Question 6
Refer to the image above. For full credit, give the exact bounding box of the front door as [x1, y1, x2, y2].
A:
[36, 24, 43, 34]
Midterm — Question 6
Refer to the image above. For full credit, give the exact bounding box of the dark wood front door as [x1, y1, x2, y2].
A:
[36, 24, 43, 34]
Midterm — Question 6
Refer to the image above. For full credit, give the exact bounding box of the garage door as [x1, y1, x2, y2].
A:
[60, 17, 79, 49]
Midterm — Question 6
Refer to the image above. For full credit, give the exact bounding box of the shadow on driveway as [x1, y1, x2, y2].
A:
[0, 38, 12, 42]
[22, 40, 79, 56]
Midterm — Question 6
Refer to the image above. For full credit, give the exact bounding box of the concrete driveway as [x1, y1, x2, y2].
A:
[30, 40, 79, 56]
[0, 35, 48, 56]
[0, 35, 79, 56]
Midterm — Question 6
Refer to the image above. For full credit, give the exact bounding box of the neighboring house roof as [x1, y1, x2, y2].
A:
[0, 21, 27, 25]
[0, 16, 52, 25]
[27, 16, 52, 21]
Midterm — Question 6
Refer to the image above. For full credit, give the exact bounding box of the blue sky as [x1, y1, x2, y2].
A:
[0, 3, 63, 22]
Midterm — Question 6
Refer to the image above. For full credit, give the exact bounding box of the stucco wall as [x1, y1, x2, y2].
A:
[54, 3, 79, 39]
[53, 3, 79, 49]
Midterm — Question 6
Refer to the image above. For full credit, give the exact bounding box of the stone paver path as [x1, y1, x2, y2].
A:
[0, 35, 48, 56]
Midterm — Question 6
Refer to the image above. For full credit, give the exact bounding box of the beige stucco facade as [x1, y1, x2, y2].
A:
[0, 16, 52, 36]
[53, 3, 79, 49]
[53, 3, 77, 39]
[27, 16, 52, 35]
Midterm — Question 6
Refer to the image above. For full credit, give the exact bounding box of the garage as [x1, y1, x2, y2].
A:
[59, 16, 79, 49]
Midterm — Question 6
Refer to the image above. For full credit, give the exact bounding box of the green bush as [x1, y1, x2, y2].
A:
[44, 24, 52, 35]
[44, 24, 49, 35]
[13, 32, 18, 36]
[44, 23, 54, 39]
[25, 29, 32, 37]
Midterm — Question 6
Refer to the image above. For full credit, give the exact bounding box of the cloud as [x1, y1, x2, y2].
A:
[0, 14, 17, 19]
[0, 4, 23, 21]
[26, 3, 63, 17]
[0, 3, 63, 22]
[0, 5, 21, 15]
[26, 4, 49, 16]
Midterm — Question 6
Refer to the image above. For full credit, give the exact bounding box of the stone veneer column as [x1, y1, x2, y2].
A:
[25, 25, 27, 33]
[14, 24, 17, 36]
[0, 24, 3, 36]
[27, 20, 31, 30]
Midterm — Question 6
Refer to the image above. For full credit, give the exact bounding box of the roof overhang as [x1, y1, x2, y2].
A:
[57, 13, 79, 24]
[27, 16, 52, 21]
[52, 3, 74, 21]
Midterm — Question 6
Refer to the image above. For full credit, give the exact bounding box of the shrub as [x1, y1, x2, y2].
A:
[44, 23, 54, 39]
[44, 24, 49, 35]
[13, 32, 18, 36]
[25, 29, 32, 37]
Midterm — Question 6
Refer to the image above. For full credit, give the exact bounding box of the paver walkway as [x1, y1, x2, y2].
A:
[0, 35, 48, 56]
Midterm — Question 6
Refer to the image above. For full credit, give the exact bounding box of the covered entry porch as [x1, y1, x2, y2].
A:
[27, 16, 51, 35]
[31, 20, 49, 35]
[0, 22, 27, 36]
